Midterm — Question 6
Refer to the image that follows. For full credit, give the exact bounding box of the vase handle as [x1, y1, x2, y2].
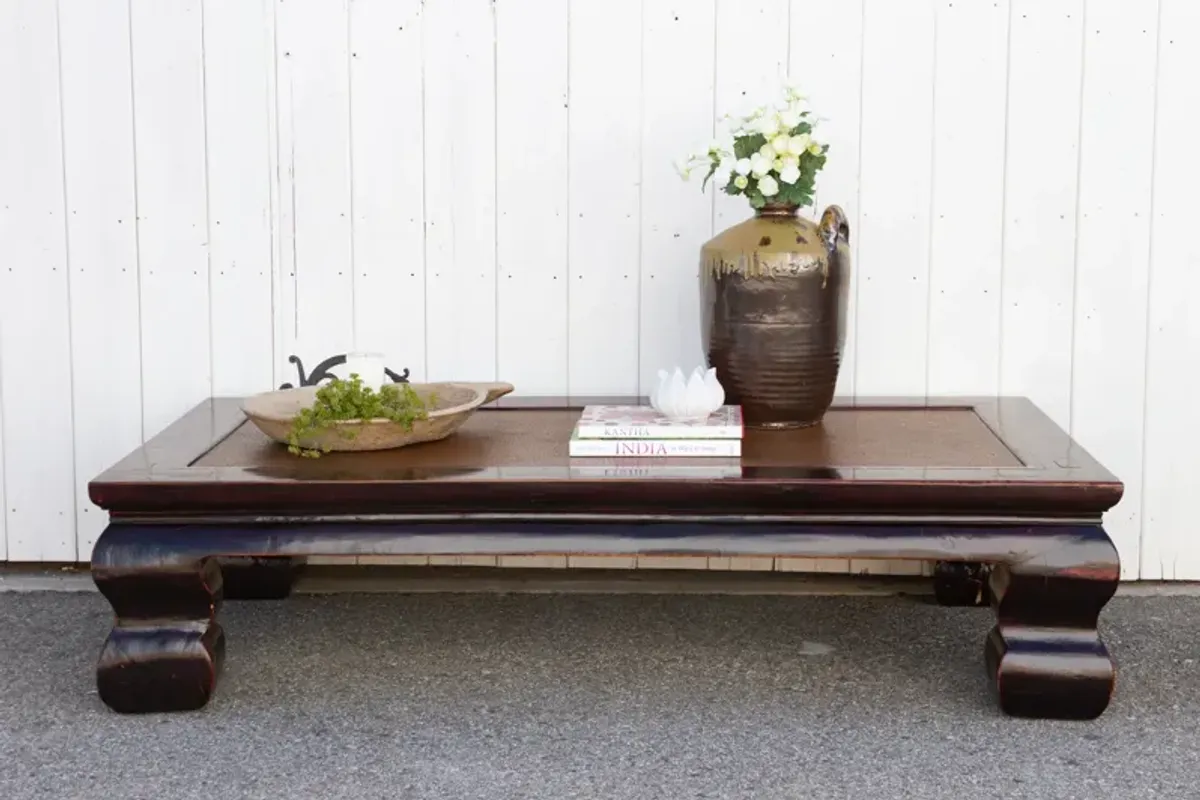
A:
[818, 205, 850, 253]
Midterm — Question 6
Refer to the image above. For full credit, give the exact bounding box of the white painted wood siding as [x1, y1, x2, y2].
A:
[1, 0, 1196, 581]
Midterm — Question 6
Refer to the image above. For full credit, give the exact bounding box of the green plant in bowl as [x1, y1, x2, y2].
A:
[287, 374, 435, 458]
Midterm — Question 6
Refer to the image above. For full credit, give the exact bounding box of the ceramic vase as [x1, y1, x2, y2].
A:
[699, 202, 851, 429]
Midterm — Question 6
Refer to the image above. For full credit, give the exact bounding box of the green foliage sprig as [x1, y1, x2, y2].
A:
[287, 374, 432, 458]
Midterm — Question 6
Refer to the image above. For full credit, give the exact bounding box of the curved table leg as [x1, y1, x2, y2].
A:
[217, 556, 305, 600]
[92, 529, 225, 714]
[985, 528, 1119, 720]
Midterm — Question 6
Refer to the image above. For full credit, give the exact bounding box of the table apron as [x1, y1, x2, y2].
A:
[109, 511, 1103, 526]
[91, 519, 1118, 574]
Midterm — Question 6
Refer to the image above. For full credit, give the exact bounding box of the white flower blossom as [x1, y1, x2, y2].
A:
[783, 79, 806, 104]
[678, 81, 826, 206]
[728, 107, 759, 137]
[709, 137, 734, 159]
[712, 155, 735, 188]
[755, 113, 781, 137]
[778, 164, 801, 185]
[674, 150, 714, 180]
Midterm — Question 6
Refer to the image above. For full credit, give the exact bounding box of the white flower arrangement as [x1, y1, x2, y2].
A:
[676, 81, 828, 210]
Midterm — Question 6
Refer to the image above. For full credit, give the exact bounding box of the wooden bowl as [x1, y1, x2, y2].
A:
[241, 381, 514, 453]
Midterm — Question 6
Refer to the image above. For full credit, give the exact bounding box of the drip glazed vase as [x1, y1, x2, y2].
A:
[700, 202, 851, 429]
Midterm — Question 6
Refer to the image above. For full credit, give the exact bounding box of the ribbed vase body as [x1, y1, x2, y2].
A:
[700, 204, 851, 429]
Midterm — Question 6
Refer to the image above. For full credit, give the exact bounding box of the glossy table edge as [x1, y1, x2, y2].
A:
[94, 394, 1120, 475]
[87, 395, 1123, 517]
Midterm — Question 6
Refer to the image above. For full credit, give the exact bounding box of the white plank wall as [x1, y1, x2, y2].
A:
[131, 0, 213, 441]
[496, 0, 569, 395]
[2, 0, 1198, 582]
[1000, 0, 1083, 434]
[0, 0, 76, 562]
[639, 0, 715, 392]
[567, 0, 641, 396]
[1070, 0, 1158, 577]
[59, 0, 145, 554]
[926, 0, 1007, 397]
[206, 0, 277, 398]
[348, 0, 427, 382]
[789, 0, 862, 401]
[1142, 0, 1200, 580]
[854, 0, 936, 397]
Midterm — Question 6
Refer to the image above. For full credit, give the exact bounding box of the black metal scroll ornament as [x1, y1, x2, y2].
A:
[278, 354, 410, 390]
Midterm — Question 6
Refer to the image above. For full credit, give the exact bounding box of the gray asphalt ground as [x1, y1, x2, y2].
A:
[1, 578, 1198, 800]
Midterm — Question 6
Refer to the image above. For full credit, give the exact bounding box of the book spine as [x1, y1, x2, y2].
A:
[568, 466, 743, 478]
[567, 438, 742, 457]
[573, 424, 742, 440]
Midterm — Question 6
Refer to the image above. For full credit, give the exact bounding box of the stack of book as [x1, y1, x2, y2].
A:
[568, 404, 743, 457]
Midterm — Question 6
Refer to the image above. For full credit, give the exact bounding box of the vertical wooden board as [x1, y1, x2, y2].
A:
[637, 555, 707, 571]
[422, 0, 496, 382]
[849, 559, 923, 577]
[569, 556, 635, 569]
[999, 0, 1084, 430]
[130, 0, 211, 440]
[1070, 0, 1158, 579]
[349, 0, 426, 380]
[0, 376, 5, 559]
[566, 0, 642, 396]
[276, 0, 355, 366]
[639, 0, 716, 392]
[58, 0, 144, 557]
[849, 0, 935, 397]
[268, 0, 290, 388]
[714, 0, 788, 234]
[496, 0, 569, 395]
[205, 0, 277, 397]
[925, 1, 1009, 397]
[498, 556, 567, 569]
[789, 0, 862, 398]
[1140, 0, 1200, 580]
[0, 0, 76, 561]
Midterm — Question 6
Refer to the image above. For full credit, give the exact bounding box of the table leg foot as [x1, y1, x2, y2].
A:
[92, 530, 225, 714]
[985, 529, 1119, 720]
[97, 618, 225, 714]
[984, 623, 1113, 720]
[218, 556, 305, 600]
[932, 560, 990, 606]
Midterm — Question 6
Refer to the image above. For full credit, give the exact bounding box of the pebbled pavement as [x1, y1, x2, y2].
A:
[1, 590, 1198, 799]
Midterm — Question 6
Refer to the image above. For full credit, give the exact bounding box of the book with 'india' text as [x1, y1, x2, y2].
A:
[568, 405, 743, 458]
[573, 404, 743, 440]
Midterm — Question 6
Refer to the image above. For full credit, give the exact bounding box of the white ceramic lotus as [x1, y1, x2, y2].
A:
[650, 366, 725, 422]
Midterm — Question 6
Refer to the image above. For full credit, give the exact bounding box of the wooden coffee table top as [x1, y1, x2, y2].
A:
[89, 395, 1122, 521]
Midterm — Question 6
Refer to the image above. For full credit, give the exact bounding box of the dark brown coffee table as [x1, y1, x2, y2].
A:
[88, 393, 1123, 720]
